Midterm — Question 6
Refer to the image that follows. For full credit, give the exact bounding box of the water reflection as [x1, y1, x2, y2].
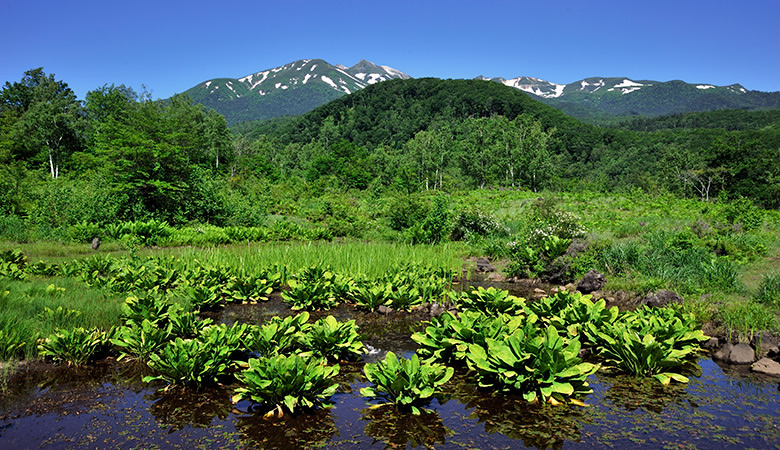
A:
[147, 387, 232, 431]
[361, 405, 449, 449]
[234, 409, 337, 449]
[441, 373, 589, 449]
[600, 374, 692, 413]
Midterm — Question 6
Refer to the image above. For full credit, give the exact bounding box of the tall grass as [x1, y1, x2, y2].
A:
[159, 241, 468, 279]
[0, 277, 125, 359]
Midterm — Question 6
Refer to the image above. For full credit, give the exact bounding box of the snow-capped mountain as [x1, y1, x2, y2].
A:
[185, 59, 409, 124]
[184, 59, 778, 125]
[476, 75, 775, 120]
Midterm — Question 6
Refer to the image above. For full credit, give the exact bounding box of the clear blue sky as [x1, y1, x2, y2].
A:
[2, 0, 779, 100]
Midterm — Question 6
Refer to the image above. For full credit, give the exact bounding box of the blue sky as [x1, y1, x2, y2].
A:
[2, 0, 778, 100]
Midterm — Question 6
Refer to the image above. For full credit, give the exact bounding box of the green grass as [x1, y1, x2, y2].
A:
[156, 241, 468, 280]
[0, 277, 125, 359]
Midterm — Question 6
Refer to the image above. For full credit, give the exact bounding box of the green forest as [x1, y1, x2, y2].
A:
[1, 70, 778, 243]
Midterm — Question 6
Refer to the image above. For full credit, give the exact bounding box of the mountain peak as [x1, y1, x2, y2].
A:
[185, 58, 410, 125]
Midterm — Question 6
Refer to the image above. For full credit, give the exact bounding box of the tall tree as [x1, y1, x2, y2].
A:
[1, 68, 83, 178]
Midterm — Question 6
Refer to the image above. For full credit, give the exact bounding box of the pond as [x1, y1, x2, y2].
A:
[1, 297, 778, 449]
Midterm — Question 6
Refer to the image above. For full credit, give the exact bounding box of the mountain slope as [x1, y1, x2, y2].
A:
[185, 59, 409, 125]
[261, 77, 602, 164]
[479, 75, 780, 123]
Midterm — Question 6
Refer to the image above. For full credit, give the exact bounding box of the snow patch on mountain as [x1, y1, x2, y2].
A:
[321, 76, 338, 90]
[608, 79, 646, 94]
[381, 65, 406, 78]
[696, 85, 716, 90]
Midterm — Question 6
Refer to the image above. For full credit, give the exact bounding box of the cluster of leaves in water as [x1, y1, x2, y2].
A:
[413, 288, 708, 405]
[361, 352, 453, 415]
[282, 262, 454, 312]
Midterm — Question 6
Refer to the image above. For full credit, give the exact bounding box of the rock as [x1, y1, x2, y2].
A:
[533, 288, 546, 295]
[487, 272, 506, 282]
[564, 283, 576, 292]
[751, 358, 780, 377]
[642, 290, 683, 308]
[476, 258, 495, 273]
[729, 343, 756, 365]
[377, 305, 393, 315]
[703, 337, 720, 350]
[91, 237, 101, 250]
[712, 343, 733, 361]
[429, 303, 446, 317]
[576, 270, 606, 294]
[767, 346, 780, 359]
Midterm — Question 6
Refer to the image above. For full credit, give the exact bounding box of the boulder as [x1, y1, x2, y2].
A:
[429, 303, 446, 317]
[712, 343, 733, 361]
[728, 343, 756, 365]
[703, 337, 720, 350]
[767, 346, 780, 359]
[751, 358, 780, 377]
[475, 258, 495, 273]
[576, 270, 606, 294]
[642, 290, 683, 308]
[377, 305, 393, 315]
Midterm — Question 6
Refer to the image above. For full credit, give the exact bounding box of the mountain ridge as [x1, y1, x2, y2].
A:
[183, 59, 780, 125]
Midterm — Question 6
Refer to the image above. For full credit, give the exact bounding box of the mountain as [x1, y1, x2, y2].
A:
[258, 78, 600, 162]
[476, 76, 780, 123]
[185, 59, 409, 125]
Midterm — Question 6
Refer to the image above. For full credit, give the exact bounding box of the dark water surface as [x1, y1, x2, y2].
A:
[1, 299, 778, 449]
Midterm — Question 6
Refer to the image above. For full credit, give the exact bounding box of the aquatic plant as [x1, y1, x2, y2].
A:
[351, 283, 391, 311]
[121, 292, 171, 327]
[467, 326, 598, 405]
[38, 327, 110, 366]
[112, 319, 171, 362]
[233, 354, 340, 416]
[282, 279, 338, 310]
[243, 312, 310, 357]
[452, 286, 527, 316]
[301, 315, 365, 362]
[144, 335, 236, 390]
[361, 352, 453, 415]
[412, 310, 535, 365]
[595, 324, 694, 385]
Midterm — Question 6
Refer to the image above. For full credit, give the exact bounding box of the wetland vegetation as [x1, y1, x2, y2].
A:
[1, 69, 779, 448]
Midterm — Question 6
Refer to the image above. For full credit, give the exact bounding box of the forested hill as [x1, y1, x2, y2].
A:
[240, 78, 779, 209]
[254, 78, 603, 166]
[613, 109, 780, 132]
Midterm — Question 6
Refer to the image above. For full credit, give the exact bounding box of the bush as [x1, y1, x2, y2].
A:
[387, 194, 429, 231]
[450, 209, 508, 241]
[755, 272, 780, 307]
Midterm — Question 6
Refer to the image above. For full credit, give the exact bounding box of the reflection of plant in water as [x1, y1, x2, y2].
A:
[235, 408, 337, 450]
[600, 373, 692, 414]
[147, 387, 232, 431]
[362, 404, 449, 449]
[441, 372, 589, 449]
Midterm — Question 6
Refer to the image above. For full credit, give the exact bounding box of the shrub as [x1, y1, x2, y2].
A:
[755, 272, 780, 307]
[450, 209, 508, 241]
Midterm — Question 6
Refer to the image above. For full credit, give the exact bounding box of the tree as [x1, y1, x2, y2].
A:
[1, 68, 83, 178]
